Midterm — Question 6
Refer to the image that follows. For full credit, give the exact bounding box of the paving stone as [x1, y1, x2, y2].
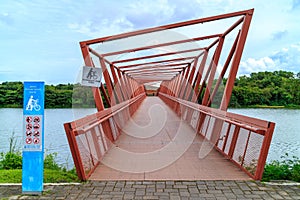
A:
[188, 188, 199, 193]
[173, 184, 187, 189]
[231, 188, 244, 195]
[224, 193, 237, 199]
[153, 191, 169, 196]
[145, 187, 156, 193]
[142, 181, 154, 185]
[133, 184, 147, 189]
[142, 195, 159, 199]
[136, 189, 146, 196]
[216, 197, 228, 200]
[123, 193, 135, 199]
[166, 181, 175, 185]
[179, 191, 190, 197]
[197, 184, 208, 190]
[170, 196, 181, 200]
[156, 184, 165, 189]
[0, 180, 299, 199]
[207, 189, 223, 194]
[164, 188, 179, 193]
[103, 186, 114, 192]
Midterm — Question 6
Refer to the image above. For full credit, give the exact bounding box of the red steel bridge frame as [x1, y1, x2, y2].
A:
[64, 9, 275, 181]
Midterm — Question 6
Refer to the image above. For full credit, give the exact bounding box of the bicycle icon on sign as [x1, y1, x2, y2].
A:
[26, 96, 41, 111]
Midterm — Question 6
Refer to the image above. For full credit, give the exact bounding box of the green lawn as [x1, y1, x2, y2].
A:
[0, 169, 79, 183]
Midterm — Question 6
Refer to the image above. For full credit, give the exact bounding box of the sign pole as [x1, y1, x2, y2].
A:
[22, 82, 45, 194]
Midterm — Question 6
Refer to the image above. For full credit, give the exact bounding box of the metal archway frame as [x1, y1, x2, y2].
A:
[64, 9, 275, 181]
[79, 9, 254, 111]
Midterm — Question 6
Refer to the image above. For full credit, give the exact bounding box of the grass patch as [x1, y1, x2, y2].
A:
[0, 169, 22, 183]
[0, 133, 79, 183]
[44, 169, 78, 183]
[0, 169, 78, 183]
[254, 105, 285, 109]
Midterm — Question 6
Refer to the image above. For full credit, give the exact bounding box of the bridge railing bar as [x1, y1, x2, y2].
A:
[159, 92, 275, 180]
[64, 93, 146, 180]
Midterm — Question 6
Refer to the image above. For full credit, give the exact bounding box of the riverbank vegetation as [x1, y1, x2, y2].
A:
[262, 153, 300, 182]
[0, 70, 299, 109]
[0, 135, 78, 183]
[229, 71, 300, 108]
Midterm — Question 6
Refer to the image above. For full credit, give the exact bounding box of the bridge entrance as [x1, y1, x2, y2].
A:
[89, 97, 251, 180]
[64, 9, 275, 181]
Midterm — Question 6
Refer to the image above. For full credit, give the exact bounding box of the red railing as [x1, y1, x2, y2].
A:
[64, 93, 146, 180]
[159, 93, 275, 180]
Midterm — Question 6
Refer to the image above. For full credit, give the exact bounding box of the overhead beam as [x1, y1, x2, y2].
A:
[80, 9, 253, 45]
[117, 56, 195, 69]
[102, 34, 221, 57]
[112, 48, 205, 64]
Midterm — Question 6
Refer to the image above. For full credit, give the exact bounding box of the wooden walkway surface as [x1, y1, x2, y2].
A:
[90, 97, 251, 180]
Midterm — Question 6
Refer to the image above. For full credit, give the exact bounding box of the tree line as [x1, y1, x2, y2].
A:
[0, 82, 97, 108]
[229, 71, 300, 108]
[0, 70, 299, 109]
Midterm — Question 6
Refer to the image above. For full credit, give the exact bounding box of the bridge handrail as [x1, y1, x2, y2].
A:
[159, 93, 269, 134]
[64, 93, 146, 180]
[69, 94, 145, 135]
[159, 92, 275, 180]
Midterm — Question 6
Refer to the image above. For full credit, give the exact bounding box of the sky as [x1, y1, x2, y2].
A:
[0, 0, 299, 84]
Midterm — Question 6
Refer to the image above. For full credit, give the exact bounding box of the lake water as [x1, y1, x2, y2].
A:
[229, 108, 300, 162]
[0, 108, 299, 169]
[0, 108, 96, 169]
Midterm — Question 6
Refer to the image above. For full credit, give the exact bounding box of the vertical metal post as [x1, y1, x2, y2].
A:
[220, 10, 254, 110]
[202, 37, 224, 106]
[194, 50, 208, 97]
[99, 57, 114, 103]
[64, 123, 86, 180]
[255, 122, 275, 180]
[80, 43, 105, 111]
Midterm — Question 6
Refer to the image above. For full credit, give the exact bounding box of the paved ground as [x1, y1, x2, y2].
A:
[91, 97, 250, 180]
[1, 180, 299, 200]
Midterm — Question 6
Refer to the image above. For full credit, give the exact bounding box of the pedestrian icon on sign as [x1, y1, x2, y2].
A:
[81, 66, 102, 87]
[86, 68, 98, 80]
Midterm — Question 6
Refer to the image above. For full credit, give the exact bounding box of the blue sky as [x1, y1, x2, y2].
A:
[0, 0, 299, 84]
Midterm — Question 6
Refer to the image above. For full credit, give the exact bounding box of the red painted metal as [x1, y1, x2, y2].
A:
[220, 10, 254, 110]
[64, 8, 275, 181]
[80, 9, 254, 45]
[201, 37, 224, 106]
[159, 93, 275, 180]
[80, 44, 105, 112]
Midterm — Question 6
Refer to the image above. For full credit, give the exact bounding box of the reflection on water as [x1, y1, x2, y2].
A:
[0, 108, 299, 168]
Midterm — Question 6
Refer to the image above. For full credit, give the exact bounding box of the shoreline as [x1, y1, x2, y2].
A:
[1, 105, 300, 109]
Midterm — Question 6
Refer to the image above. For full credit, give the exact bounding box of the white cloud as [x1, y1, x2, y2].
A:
[1, 0, 300, 83]
[240, 57, 276, 74]
[239, 42, 300, 75]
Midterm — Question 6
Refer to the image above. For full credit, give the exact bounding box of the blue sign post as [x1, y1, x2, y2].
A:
[22, 82, 45, 194]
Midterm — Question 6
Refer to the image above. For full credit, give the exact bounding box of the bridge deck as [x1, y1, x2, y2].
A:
[89, 97, 251, 180]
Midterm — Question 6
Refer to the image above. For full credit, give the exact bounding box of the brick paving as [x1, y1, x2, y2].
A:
[1, 181, 299, 200]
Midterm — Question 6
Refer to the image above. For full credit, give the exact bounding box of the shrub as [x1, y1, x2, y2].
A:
[0, 132, 22, 169]
[262, 153, 300, 182]
[44, 152, 62, 171]
[0, 152, 22, 169]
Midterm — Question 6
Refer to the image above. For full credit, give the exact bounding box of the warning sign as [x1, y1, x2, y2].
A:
[81, 66, 102, 87]
[23, 115, 43, 151]
[22, 81, 44, 193]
